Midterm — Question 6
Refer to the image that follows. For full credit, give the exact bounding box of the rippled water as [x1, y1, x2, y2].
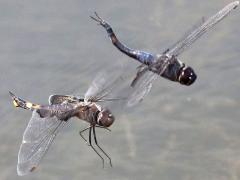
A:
[0, 0, 240, 179]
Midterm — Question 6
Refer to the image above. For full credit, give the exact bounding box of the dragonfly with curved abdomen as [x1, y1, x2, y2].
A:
[91, 1, 239, 106]
[9, 72, 124, 176]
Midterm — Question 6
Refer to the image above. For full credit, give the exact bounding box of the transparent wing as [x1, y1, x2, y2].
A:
[166, 1, 239, 57]
[84, 71, 125, 102]
[17, 110, 66, 176]
[127, 70, 158, 107]
[127, 56, 171, 107]
[162, 17, 205, 54]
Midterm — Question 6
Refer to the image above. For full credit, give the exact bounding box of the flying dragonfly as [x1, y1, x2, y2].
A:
[91, 1, 239, 106]
[9, 72, 124, 176]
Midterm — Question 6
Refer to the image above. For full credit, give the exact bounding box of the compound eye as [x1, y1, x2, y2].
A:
[179, 66, 197, 86]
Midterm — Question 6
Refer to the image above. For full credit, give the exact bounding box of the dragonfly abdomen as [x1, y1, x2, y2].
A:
[36, 104, 75, 121]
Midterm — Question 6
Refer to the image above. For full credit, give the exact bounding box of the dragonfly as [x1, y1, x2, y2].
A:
[9, 72, 124, 176]
[91, 1, 239, 106]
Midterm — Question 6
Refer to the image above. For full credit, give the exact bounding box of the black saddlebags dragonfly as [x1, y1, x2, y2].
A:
[10, 72, 124, 176]
[91, 1, 239, 106]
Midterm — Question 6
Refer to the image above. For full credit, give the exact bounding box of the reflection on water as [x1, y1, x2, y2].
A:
[0, 0, 240, 179]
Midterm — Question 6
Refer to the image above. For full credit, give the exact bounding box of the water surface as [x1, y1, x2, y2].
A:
[0, 0, 240, 180]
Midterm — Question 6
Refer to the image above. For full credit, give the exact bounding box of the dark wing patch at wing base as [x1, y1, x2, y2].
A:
[48, 95, 82, 105]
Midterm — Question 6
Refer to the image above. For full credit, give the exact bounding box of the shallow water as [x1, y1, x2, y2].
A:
[0, 0, 240, 179]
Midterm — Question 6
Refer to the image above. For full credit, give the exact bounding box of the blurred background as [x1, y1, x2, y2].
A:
[0, 0, 240, 179]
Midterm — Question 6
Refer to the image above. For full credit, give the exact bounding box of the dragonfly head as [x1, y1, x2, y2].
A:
[97, 108, 115, 127]
[178, 65, 197, 86]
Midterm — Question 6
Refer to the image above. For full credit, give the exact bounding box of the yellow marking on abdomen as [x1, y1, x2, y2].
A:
[32, 104, 40, 109]
[13, 100, 19, 107]
[26, 102, 33, 109]
[26, 103, 40, 109]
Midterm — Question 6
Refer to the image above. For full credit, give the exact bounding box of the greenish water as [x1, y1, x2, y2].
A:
[0, 0, 240, 179]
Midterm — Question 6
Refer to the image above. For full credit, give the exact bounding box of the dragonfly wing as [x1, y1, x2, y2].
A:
[162, 17, 205, 54]
[127, 70, 158, 107]
[84, 71, 124, 102]
[17, 110, 66, 176]
[165, 1, 239, 57]
[130, 65, 149, 87]
[48, 95, 80, 105]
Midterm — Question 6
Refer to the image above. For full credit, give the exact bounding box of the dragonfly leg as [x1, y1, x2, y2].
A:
[162, 48, 169, 54]
[93, 126, 113, 167]
[79, 127, 91, 146]
[79, 125, 110, 146]
[89, 126, 105, 168]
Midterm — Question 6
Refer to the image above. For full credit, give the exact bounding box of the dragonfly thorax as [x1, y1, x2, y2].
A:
[156, 55, 197, 86]
[77, 103, 114, 127]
